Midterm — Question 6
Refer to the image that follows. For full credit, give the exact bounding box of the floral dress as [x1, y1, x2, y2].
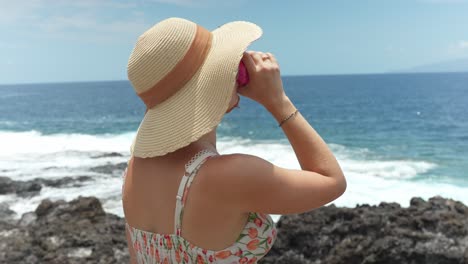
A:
[122, 149, 278, 263]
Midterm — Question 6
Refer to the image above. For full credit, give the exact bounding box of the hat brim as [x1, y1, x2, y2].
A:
[130, 21, 262, 158]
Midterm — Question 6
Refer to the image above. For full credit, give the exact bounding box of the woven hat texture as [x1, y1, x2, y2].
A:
[127, 17, 262, 157]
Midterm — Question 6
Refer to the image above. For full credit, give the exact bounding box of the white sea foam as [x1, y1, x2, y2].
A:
[218, 139, 438, 180]
[1, 130, 467, 224]
[0, 130, 133, 180]
[0, 130, 133, 155]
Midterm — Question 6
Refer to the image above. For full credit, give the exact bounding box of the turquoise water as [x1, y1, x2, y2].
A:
[0, 72, 467, 218]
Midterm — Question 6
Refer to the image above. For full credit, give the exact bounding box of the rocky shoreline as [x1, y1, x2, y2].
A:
[0, 195, 467, 263]
[0, 176, 94, 198]
[261, 196, 468, 264]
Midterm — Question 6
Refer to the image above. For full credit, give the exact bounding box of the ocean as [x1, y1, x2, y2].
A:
[1, 72, 467, 223]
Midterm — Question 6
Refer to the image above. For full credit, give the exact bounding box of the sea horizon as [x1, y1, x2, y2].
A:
[1, 70, 468, 86]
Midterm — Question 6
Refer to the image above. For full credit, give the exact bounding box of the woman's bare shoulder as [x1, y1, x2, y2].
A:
[200, 152, 264, 188]
[205, 152, 265, 177]
[200, 152, 346, 215]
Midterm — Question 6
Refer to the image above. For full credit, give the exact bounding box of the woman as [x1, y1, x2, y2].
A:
[122, 17, 346, 263]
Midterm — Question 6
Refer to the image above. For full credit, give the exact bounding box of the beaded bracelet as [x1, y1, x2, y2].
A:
[279, 109, 299, 127]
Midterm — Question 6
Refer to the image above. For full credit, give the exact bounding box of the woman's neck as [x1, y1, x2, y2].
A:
[194, 128, 217, 151]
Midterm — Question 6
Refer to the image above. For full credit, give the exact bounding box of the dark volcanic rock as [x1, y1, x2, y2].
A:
[0, 195, 467, 263]
[92, 152, 124, 158]
[90, 162, 128, 175]
[0, 176, 42, 197]
[0, 176, 15, 194]
[34, 175, 93, 188]
[0, 202, 17, 223]
[260, 196, 468, 264]
[0, 176, 93, 197]
[0, 196, 129, 264]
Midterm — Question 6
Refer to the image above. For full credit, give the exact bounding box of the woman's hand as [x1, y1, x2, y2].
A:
[237, 51, 288, 109]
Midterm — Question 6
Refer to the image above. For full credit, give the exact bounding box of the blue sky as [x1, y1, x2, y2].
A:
[1, 0, 468, 84]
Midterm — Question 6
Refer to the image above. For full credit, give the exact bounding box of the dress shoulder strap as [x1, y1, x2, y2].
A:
[174, 149, 218, 235]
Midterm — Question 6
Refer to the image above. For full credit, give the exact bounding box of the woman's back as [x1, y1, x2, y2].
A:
[122, 148, 277, 263]
[122, 17, 346, 263]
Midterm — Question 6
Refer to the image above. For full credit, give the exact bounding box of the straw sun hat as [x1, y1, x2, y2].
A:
[127, 17, 262, 158]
